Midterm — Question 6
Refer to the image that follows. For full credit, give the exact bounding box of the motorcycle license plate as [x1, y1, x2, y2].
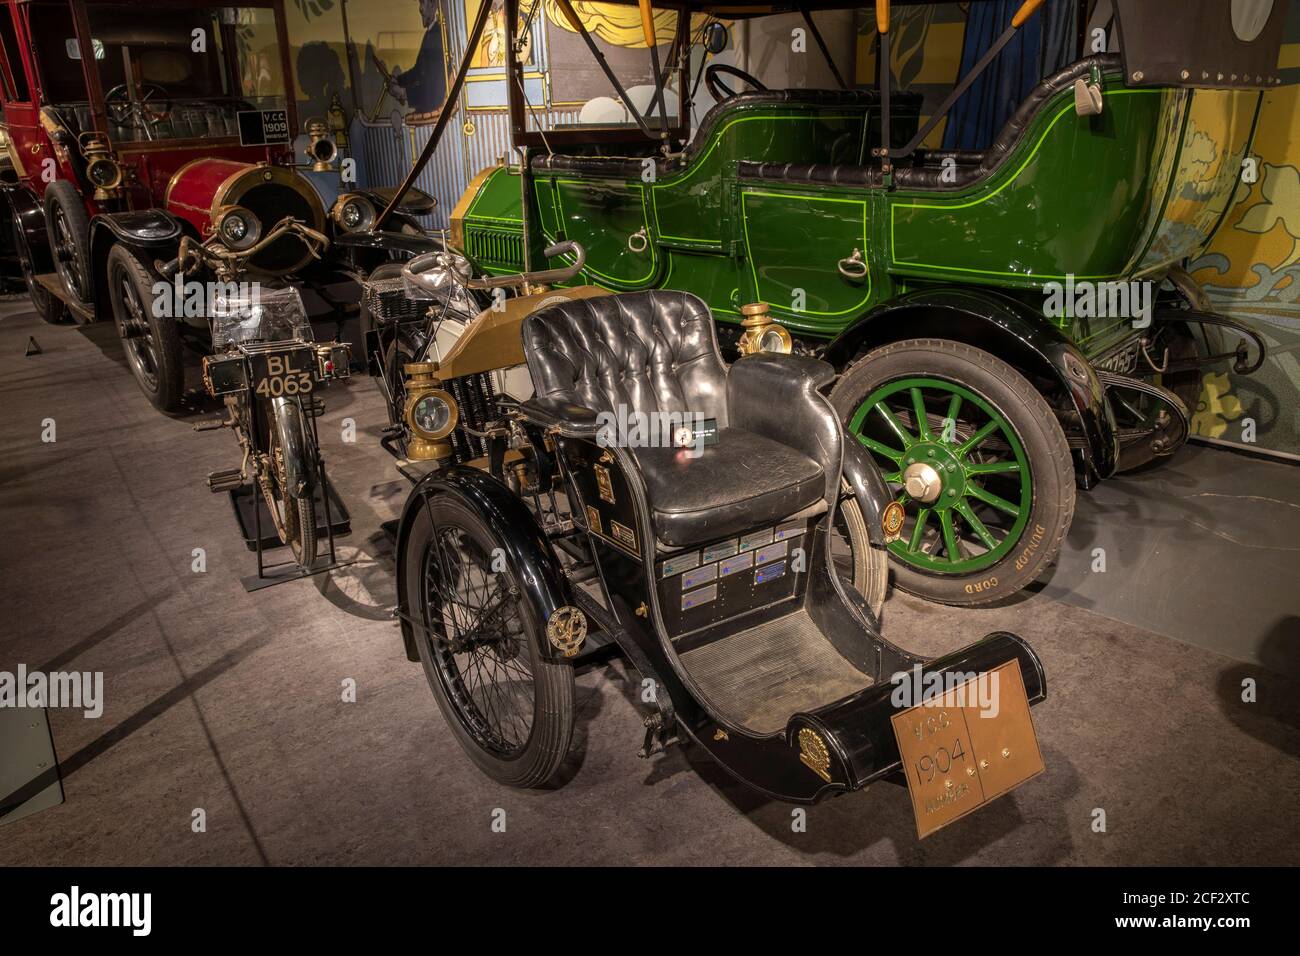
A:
[890, 661, 1044, 839]
[249, 347, 316, 399]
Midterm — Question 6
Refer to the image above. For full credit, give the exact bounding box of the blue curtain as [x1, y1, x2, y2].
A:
[1039, 0, 1082, 78]
[941, 0, 1047, 151]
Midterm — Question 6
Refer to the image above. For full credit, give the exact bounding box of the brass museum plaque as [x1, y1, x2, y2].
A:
[890, 661, 1044, 839]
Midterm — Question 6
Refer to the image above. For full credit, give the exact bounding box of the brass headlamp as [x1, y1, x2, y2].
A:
[737, 302, 793, 355]
[304, 118, 338, 172]
[403, 362, 458, 461]
[82, 135, 123, 201]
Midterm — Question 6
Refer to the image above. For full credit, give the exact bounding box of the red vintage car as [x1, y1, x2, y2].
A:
[0, 0, 435, 410]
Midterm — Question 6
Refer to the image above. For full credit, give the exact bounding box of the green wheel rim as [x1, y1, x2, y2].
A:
[848, 376, 1032, 575]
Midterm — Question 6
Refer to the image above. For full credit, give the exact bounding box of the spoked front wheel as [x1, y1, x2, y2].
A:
[831, 339, 1075, 606]
[106, 244, 185, 411]
[260, 397, 318, 571]
[44, 181, 93, 305]
[402, 495, 574, 788]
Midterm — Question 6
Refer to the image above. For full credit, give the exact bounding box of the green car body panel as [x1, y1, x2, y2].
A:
[446, 56, 1265, 599]
[453, 65, 1261, 364]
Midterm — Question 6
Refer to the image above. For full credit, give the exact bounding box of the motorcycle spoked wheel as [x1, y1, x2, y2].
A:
[403, 494, 575, 788]
[258, 398, 318, 571]
[831, 339, 1075, 607]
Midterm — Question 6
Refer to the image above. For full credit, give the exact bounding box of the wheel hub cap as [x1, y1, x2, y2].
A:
[902, 461, 943, 503]
[901, 442, 966, 507]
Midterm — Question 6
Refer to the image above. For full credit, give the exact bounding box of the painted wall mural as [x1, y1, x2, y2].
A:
[1189, 76, 1300, 455]
[282, 0, 687, 222]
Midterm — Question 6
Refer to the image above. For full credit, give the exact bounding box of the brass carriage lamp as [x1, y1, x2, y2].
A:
[304, 118, 339, 172]
[737, 302, 793, 355]
[403, 362, 459, 461]
[82, 135, 124, 201]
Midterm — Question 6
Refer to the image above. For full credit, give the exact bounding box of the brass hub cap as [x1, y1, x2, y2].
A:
[902, 461, 943, 504]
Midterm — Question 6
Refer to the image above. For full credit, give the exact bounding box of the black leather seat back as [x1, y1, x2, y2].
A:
[531, 89, 923, 179]
[738, 55, 1122, 192]
[523, 290, 730, 427]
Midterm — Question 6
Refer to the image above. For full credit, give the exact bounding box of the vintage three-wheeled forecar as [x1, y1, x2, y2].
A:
[384, 249, 1049, 820]
[444, 0, 1285, 606]
[0, 0, 437, 409]
[347, 0, 1051, 831]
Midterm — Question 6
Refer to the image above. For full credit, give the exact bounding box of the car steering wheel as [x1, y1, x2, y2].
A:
[104, 83, 173, 128]
[705, 63, 767, 103]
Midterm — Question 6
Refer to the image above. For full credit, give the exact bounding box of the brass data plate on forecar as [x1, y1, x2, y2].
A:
[890, 661, 1044, 839]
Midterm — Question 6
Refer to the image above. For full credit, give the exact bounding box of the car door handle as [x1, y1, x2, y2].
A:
[838, 248, 868, 281]
[627, 227, 649, 253]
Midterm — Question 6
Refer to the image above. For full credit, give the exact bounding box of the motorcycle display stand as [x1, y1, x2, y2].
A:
[227, 406, 356, 592]
[229, 478, 355, 591]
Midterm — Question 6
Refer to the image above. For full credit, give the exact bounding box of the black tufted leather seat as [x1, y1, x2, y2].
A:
[522, 291, 842, 550]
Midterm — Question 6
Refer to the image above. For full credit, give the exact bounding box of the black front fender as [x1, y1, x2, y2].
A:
[394, 465, 576, 664]
[90, 209, 184, 248]
[270, 398, 316, 499]
[87, 210, 186, 322]
[1, 183, 52, 271]
[825, 287, 1119, 485]
[840, 439, 895, 549]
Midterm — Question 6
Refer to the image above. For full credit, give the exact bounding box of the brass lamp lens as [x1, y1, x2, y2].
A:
[410, 390, 458, 440]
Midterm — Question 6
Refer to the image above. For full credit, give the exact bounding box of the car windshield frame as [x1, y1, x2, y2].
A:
[28, 0, 295, 147]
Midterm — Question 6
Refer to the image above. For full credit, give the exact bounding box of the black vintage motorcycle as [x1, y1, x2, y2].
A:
[157, 219, 352, 574]
[384, 249, 1049, 825]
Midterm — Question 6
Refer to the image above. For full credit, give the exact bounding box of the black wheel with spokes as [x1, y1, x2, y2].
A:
[260, 397, 318, 571]
[403, 494, 574, 787]
[11, 217, 67, 324]
[106, 243, 185, 412]
[43, 181, 93, 305]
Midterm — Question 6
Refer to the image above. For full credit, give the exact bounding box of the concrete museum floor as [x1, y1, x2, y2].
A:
[1, 294, 1298, 866]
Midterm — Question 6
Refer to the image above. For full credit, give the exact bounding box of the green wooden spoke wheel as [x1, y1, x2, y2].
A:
[852, 376, 1031, 575]
[831, 339, 1075, 606]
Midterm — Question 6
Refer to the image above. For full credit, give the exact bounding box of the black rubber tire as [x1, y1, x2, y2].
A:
[284, 488, 318, 571]
[266, 399, 320, 571]
[830, 338, 1075, 606]
[831, 483, 888, 620]
[43, 180, 93, 304]
[11, 217, 67, 324]
[106, 243, 185, 412]
[403, 494, 574, 788]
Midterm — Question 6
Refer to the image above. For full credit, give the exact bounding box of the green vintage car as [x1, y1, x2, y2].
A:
[440, 0, 1281, 605]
